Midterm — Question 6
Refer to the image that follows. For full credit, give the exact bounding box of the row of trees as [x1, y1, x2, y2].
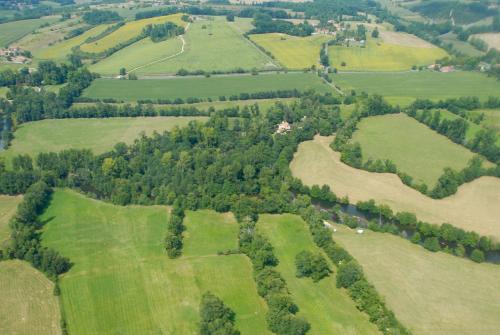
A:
[250, 13, 314, 37]
[199, 292, 240, 335]
[164, 202, 185, 258]
[2, 181, 71, 279]
[82, 10, 122, 25]
[295, 250, 331, 282]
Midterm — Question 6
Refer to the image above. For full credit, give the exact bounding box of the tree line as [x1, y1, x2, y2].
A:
[199, 292, 240, 335]
[164, 202, 185, 258]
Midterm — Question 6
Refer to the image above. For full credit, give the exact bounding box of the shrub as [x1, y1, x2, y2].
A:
[336, 260, 363, 288]
[470, 249, 485, 263]
[295, 250, 331, 282]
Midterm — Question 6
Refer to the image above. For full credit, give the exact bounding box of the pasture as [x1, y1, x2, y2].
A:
[351, 113, 483, 186]
[257, 214, 378, 335]
[290, 135, 500, 240]
[0, 17, 57, 47]
[328, 35, 447, 71]
[249, 33, 329, 69]
[91, 17, 272, 75]
[0, 195, 22, 249]
[79, 14, 186, 53]
[83, 73, 332, 101]
[41, 189, 269, 335]
[333, 71, 500, 105]
[0, 260, 60, 335]
[36, 24, 111, 61]
[332, 224, 500, 335]
[1, 117, 206, 163]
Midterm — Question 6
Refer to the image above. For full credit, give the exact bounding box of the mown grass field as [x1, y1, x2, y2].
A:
[1, 117, 206, 163]
[290, 136, 500, 240]
[83, 73, 331, 101]
[91, 17, 271, 75]
[351, 114, 483, 186]
[0, 260, 60, 335]
[249, 33, 329, 69]
[329, 35, 447, 71]
[332, 224, 500, 335]
[0, 17, 57, 47]
[333, 71, 500, 106]
[35, 24, 110, 61]
[257, 214, 379, 335]
[0, 195, 22, 249]
[79, 14, 186, 53]
[41, 189, 269, 335]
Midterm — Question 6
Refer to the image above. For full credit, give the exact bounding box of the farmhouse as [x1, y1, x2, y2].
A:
[276, 121, 291, 134]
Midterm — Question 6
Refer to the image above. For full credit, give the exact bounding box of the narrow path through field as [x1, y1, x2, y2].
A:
[128, 22, 191, 74]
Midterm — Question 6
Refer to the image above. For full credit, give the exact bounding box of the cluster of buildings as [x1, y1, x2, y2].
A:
[0, 47, 30, 64]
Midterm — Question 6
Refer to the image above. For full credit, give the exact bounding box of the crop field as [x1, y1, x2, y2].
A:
[91, 17, 271, 75]
[290, 136, 500, 239]
[328, 35, 447, 71]
[0, 260, 61, 335]
[1, 117, 206, 163]
[257, 214, 378, 335]
[249, 33, 329, 69]
[79, 14, 186, 54]
[0, 17, 57, 47]
[36, 24, 111, 61]
[0, 195, 22, 249]
[333, 71, 500, 106]
[351, 114, 484, 186]
[83, 73, 332, 101]
[332, 224, 500, 335]
[41, 189, 269, 335]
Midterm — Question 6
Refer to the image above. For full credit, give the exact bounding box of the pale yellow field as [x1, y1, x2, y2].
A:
[0, 260, 61, 335]
[380, 30, 435, 48]
[290, 136, 500, 240]
[332, 224, 500, 335]
[36, 24, 110, 60]
[473, 33, 500, 50]
[0, 195, 22, 249]
[249, 33, 330, 69]
[79, 13, 186, 54]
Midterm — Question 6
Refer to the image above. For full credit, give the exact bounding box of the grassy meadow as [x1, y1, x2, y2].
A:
[477, 109, 500, 135]
[1, 117, 206, 163]
[332, 224, 500, 335]
[290, 136, 500, 240]
[41, 189, 269, 335]
[0, 260, 61, 335]
[0, 195, 22, 249]
[351, 114, 483, 186]
[249, 33, 329, 69]
[329, 35, 447, 71]
[257, 214, 379, 335]
[0, 17, 58, 47]
[333, 71, 500, 106]
[83, 73, 331, 101]
[79, 14, 186, 53]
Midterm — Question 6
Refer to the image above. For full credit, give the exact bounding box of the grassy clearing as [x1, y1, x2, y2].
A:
[41, 189, 269, 335]
[351, 114, 482, 186]
[36, 24, 111, 61]
[477, 109, 500, 135]
[0, 195, 22, 249]
[1, 117, 206, 163]
[83, 73, 331, 101]
[290, 135, 500, 240]
[334, 71, 500, 106]
[0, 260, 60, 335]
[249, 33, 329, 69]
[257, 214, 379, 335]
[329, 35, 446, 71]
[79, 14, 186, 53]
[0, 17, 58, 47]
[332, 224, 500, 335]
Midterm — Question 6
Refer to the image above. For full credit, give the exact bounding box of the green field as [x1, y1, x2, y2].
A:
[334, 71, 500, 106]
[329, 35, 447, 71]
[0, 260, 61, 335]
[351, 113, 484, 186]
[291, 136, 500, 239]
[332, 224, 500, 335]
[1, 117, 206, 163]
[91, 17, 273, 76]
[440, 33, 484, 57]
[0, 195, 22, 249]
[41, 189, 269, 335]
[257, 214, 378, 334]
[0, 17, 58, 47]
[83, 73, 332, 101]
[479, 109, 500, 135]
[249, 33, 329, 69]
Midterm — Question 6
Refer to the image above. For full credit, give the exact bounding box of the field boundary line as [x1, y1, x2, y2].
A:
[128, 22, 191, 74]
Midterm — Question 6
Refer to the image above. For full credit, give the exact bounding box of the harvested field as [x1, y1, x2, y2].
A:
[0, 195, 22, 249]
[380, 30, 435, 48]
[473, 33, 500, 50]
